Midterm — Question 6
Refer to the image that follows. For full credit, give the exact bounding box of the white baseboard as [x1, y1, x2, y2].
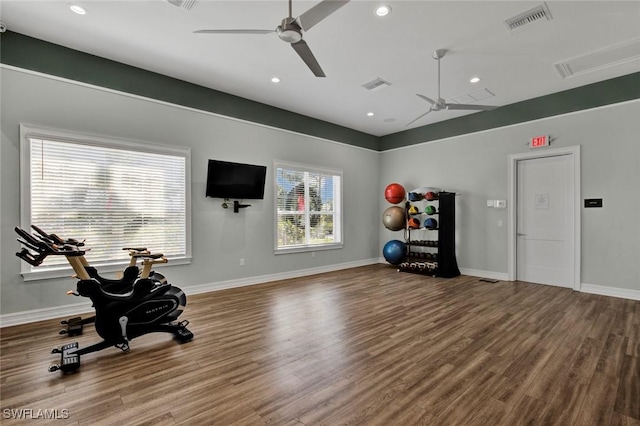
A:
[459, 268, 509, 281]
[0, 301, 94, 328]
[187, 258, 380, 295]
[580, 283, 640, 301]
[0, 258, 380, 327]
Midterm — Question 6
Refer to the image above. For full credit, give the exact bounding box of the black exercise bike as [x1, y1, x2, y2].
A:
[15, 226, 194, 373]
[26, 226, 170, 337]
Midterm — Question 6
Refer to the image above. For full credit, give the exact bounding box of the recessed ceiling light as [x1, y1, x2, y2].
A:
[367, 112, 375, 117]
[271, 77, 281, 83]
[375, 5, 391, 17]
[69, 4, 87, 15]
[470, 77, 481, 83]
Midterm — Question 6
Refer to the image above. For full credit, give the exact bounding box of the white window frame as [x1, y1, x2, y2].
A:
[19, 124, 192, 281]
[274, 160, 343, 254]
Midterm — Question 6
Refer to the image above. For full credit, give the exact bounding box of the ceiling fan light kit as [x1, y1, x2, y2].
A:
[277, 17, 302, 43]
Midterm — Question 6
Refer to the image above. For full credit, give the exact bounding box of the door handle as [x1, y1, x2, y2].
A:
[517, 233, 526, 236]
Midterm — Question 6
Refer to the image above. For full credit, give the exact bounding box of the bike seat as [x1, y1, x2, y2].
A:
[84, 266, 140, 293]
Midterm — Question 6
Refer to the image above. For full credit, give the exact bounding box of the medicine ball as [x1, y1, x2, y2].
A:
[408, 192, 423, 201]
[425, 205, 436, 215]
[408, 205, 420, 215]
[424, 218, 438, 229]
[408, 217, 421, 229]
[425, 191, 438, 201]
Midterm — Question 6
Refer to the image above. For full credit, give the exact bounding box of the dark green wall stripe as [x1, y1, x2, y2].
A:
[0, 31, 380, 151]
[379, 72, 640, 150]
[2, 31, 639, 152]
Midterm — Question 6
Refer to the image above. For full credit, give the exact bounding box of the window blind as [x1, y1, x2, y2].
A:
[26, 136, 187, 270]
[275, 161, 342, 251]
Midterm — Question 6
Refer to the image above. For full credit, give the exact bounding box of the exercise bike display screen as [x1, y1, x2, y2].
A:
[206, 159, 267, 200]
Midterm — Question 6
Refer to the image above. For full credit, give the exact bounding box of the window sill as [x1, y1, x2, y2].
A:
[274, 243, 343, 255]
[20, 256, 192, 282]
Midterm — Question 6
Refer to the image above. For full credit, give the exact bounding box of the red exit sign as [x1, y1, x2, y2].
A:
[531, 135, 550, 148]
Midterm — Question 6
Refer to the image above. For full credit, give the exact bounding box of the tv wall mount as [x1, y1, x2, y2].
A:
[222, 199, 251, 213]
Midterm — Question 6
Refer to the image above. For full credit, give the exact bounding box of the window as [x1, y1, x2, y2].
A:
[275, 161, 342, 253]
[20, 124, 191, 279]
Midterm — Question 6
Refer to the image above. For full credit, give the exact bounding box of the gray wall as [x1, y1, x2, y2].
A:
[379, 100, 640, 291]
[2, 65, 638, 318]
[0, 68, 381, 314]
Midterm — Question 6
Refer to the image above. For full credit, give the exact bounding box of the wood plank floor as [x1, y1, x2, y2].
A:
[1, 264, 639, 425]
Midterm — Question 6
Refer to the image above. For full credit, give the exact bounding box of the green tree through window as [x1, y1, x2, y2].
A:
[275, 162, 342, 252]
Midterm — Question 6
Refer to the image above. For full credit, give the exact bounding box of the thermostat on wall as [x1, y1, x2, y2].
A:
[584, 198, 603, 208]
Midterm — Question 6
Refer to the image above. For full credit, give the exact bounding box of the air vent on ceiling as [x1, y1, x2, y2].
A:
[505, 3, 552, 33]
[555, 38, 640, 79]
[362, 77, 391, 92]
[449, 88, 495, 105]
[167, 0, 197, 11]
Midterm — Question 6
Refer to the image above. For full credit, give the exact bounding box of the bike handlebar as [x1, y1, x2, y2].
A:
[16, 225, 167, 269]
[14, 226, 86, 265]
[31, 224, 85, 247]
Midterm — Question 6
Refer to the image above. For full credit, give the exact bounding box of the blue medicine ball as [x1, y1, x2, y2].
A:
[383, 240, 407, 265]
[424, 218, 438, 229]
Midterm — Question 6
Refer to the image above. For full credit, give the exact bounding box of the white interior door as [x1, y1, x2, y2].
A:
[516, 155, 574, 288]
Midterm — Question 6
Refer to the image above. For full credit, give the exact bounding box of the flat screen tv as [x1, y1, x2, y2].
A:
[206, 159, 267, 200]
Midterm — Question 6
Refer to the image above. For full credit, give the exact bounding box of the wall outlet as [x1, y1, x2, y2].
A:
[496, 200, 507, 208]
[487, 200, 495, 207]
[240, 258, 245, 266]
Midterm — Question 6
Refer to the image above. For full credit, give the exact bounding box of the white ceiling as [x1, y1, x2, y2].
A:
[2, 1, 639, 137]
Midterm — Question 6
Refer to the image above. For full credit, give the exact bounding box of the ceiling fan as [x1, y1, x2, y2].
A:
[194, 0, 350, 77]
[407, 49, 497, 127]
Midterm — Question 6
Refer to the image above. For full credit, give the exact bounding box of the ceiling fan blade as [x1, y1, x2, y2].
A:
[295, 0, 350, 31]
[291, 39, 326, 77]
[406, 109, 433, 127]
[193, 29, 275, 35]
[416, 94, 437, 106]
[444, 103, 497, 111]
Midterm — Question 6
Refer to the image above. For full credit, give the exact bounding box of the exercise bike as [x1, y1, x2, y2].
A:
[15, 226, 194, 373]
[26, 226, 169, 337]
[61, 250, 170, 336]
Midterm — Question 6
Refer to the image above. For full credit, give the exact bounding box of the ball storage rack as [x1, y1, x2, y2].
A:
[398, 190, 460, 278]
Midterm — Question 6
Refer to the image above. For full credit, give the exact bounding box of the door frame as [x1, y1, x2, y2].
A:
[507, 146, 581, 290]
